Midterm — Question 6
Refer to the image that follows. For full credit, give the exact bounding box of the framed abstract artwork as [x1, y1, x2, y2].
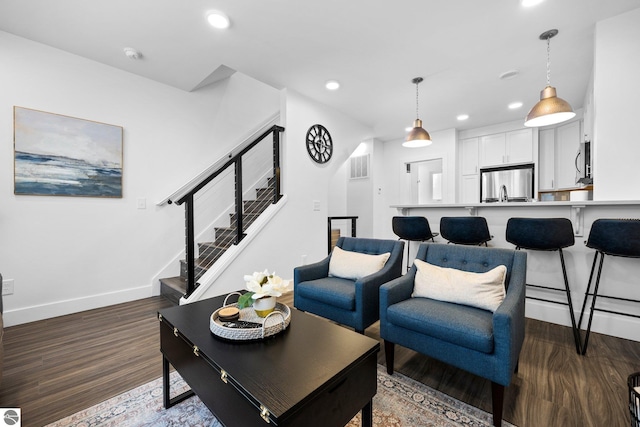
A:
[13, 107, 123, 198]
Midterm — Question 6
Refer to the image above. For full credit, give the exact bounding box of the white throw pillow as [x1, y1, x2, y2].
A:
[328, 246, 391, 280]
[412, 259, 507, 312]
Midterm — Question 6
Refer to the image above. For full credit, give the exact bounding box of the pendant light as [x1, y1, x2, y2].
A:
[403, 77, 432, 147]
[524, 29, 575, 127]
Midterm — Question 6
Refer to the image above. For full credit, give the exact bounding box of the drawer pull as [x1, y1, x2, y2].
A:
[193, 346, 200, 357]
[173, 327, 179, 337]
[260, 405, 271, 423]
[220, 370, 228, 384]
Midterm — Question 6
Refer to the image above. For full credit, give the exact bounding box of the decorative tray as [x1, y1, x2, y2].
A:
[209, 293, 291, 341]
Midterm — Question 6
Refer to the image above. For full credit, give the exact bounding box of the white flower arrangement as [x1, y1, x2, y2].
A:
[237, 270, 292, 309]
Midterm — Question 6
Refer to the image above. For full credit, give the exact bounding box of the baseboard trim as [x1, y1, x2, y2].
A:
[3, 285, 153, 327]
[526, 298, 640, 342]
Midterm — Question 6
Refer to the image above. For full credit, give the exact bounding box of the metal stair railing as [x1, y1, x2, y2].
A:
[168, 125, 285, 298]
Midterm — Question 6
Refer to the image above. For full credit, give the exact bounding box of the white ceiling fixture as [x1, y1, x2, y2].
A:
[521, 0, 545, 7]
[207, 10, 230, 29]
[499, 70, 519, 80]
[457, 114, 469, 121]
[508, 102, 523, 109]
[403, 77, 432, 148]
[325, 80, 340, 90]
[524, 29, 576, 127]
[123, 47, 142, 60]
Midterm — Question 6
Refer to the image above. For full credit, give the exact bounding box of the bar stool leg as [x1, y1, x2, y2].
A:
[578, 251, 600, 330]
[559, 249, 582, 354]
[580, 251, 606, 355]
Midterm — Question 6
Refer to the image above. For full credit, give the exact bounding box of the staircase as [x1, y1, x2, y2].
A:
[159, 177, 276, 304]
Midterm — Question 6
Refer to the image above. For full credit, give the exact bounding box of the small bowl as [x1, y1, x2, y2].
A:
[218, 306, 240, 322]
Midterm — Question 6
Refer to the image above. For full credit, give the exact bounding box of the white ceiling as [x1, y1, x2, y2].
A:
[1, 0, 639, 142]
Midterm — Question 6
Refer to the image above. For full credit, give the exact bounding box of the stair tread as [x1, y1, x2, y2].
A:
[175, 178, 278, 288]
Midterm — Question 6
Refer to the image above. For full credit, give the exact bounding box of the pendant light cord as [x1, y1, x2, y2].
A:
[415, 81, 420, 120]
[546, 36, 551, 86]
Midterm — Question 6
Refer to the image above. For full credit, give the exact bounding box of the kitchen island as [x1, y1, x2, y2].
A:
[390, 200, 640, 342]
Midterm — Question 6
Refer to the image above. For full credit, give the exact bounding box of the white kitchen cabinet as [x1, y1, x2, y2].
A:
[536, 120, 583, 191]
[459, 137, 479, 203]
[556, 121, 581, 189]
[461, 174, 479, 203]
[538, 128, 555, 190]
[480, 128, 534, 167]
[460, 137, 479, 175]
[506, 128, 534, 164]
[479, 133, 506, 167]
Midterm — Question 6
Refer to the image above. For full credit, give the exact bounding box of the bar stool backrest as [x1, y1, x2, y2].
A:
[506, 217, 575, 251]
[440, 216, 491, 245]
[587, 219, 640, 258]
[392, 216, 435, 241]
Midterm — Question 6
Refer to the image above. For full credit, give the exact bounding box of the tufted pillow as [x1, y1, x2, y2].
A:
[328, 246, 391, 280]
[412, 259, 506, 312]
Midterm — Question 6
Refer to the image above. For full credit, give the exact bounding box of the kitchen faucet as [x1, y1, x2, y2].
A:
[499, 185, 508, 202]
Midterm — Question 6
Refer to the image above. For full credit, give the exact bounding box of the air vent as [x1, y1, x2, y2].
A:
[350, 154, 369, 179]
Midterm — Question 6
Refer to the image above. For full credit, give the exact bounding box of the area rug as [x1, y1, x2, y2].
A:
[46, 365, 515, 427]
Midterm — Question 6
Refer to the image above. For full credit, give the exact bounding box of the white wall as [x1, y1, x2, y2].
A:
[373, 128, 457, 240]
[198, 89, 373, 299]
[0, 31, 280, 325]
[593, 7, 640, 200]
[347, 139, 374, 237]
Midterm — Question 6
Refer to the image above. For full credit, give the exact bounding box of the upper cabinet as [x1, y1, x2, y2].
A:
[479, 128, 534, 167]
[555, 120, 581, 189]
[459, 137, 479, 203]
[538, 128, 555, 190]
[537, 120, 583, 191]
[460, 137, 479, 175]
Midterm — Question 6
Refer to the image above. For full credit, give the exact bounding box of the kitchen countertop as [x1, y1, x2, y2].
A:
[391, 200, 640, 209]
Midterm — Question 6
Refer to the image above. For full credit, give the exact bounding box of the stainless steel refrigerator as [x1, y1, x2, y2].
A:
[480, 164, 534, 203]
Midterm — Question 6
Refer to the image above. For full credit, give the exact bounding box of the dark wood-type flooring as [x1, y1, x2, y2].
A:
[1, 293, 638, 426]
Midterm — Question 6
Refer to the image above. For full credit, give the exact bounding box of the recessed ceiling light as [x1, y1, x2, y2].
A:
[405, 126, 413, 132]
[207, 11, 230, 29]
[457, 114, 469, 121]
[509, 102, 524, 109]
[325, 80, 340, 90]
[521, 0, 545, 7]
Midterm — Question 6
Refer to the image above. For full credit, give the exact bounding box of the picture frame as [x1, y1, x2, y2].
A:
[13, 106, 123, 198]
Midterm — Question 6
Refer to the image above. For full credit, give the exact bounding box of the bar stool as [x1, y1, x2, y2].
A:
[392, 216, 438, 270]
[506, 217, 582, 354]
[578, 219, 640, 355]
[440, 216, 492, 246]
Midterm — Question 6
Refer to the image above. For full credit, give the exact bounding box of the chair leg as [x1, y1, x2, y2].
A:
[384, 340, 395, 375]
[491, 382, 504, 427]
[581, 252, 606, 355]
[559, 249, 582, 354]
[578, 251, 600, 330]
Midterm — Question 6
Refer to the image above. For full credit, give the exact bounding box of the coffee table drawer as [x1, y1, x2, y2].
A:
[161, 320, 376, 426]
[161, 320, 271, 426]
[279, 353, 377, 427]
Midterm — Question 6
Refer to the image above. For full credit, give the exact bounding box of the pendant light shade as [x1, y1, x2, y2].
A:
[404, 77, 432, 147]
[524, 29, 575, 127]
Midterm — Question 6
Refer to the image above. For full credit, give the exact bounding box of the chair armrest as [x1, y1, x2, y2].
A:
[492, 251, 527, 383]
[379, 273, 415, 308]
[293, 257, 330, 284]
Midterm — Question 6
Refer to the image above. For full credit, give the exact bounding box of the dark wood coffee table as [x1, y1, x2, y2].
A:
[158, 293, 379, 427]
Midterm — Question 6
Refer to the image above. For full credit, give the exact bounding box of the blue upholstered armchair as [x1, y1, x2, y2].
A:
[294, 237, 404, 334]
[380, 243, 526, 427]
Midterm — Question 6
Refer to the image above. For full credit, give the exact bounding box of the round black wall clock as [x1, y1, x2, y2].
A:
[306, 124, 333, 164]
